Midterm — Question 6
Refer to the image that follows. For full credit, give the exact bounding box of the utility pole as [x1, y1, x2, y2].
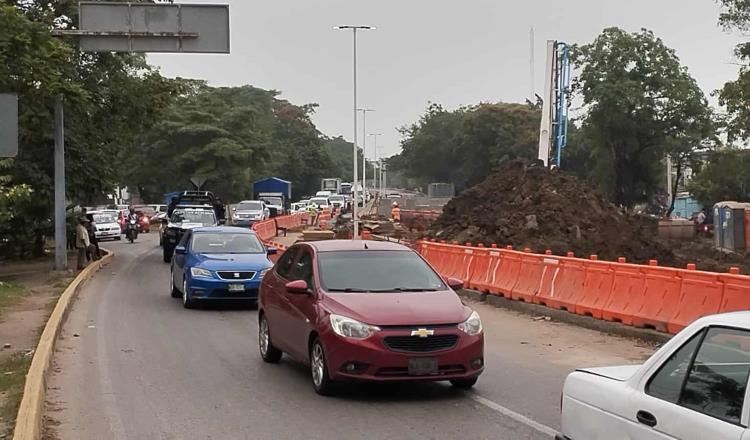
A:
[368, 133, 381, 190]
[54, 95, 67, 270]
[358, 108, 375, 199]
[335, 25, 375, 239]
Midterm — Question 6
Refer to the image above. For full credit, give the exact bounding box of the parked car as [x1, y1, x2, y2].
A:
[258, 240, 484, 395]
[231, 200, 270, 227]
[162, 206, 218, 262]
[90, 210, 121, 241]
[557, 311, 750, 440]
[170, 227, 276, 308]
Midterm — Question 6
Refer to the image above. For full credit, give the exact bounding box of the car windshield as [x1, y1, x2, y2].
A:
[191, 233, 264, 254]
[261, 197, 282, 206]
[237, 201, 262, 211]
[93, 214, 115, 224]
[329, 196, 345, 202]
[317, 250, 446, 292]
[310, 198, 328, 206]
[171, 210, 216, 225]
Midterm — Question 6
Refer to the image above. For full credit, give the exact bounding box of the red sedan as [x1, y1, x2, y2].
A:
[258, 240, 484, 395]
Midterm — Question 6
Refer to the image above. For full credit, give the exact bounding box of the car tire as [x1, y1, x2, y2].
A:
[310, 337, 336, 396]
[258, 313, 282, 363]
[163, 245, 173, 263]
[170, 268, 180, 298]
[182, 279, 195, 309]
[450, 377, 478, 390]
[115, 235, 121, 241]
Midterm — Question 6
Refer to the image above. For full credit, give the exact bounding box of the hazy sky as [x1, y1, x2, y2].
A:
[149, 0, 743, 158]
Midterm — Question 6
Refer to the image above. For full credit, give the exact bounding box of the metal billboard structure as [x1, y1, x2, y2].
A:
[47, 2, 230, 270]
[0, 94, 18, 157]
[55, 2, 229, 53]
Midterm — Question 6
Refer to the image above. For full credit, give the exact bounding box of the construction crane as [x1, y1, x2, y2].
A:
[537, 40, 571, 167]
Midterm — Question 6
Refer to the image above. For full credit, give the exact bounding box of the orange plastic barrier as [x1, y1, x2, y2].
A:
[601, 265, 646, 325]
[575, 260, 615, 319]
[510, 253, 545, 302]
[719, 273, 750, 313]
[545, 258, 586, 311]
[532, 256, 562, 306]
[467, 248, 500, 292]
[440, 245, 475, 281]
[669, 270, 724, 333]
[631, 266, 682, 332]
[252, 219, 277, 242]
[488, 251, 522, 297]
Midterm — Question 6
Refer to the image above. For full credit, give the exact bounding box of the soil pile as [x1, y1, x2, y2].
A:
[428, 162, 676, 264]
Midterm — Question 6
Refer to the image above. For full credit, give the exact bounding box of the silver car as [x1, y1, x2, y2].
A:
[232, 200, 270, 226]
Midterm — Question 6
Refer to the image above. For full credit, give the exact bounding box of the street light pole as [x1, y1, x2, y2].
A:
[357, 108, 375, 200]
[335, 25, 375, 239]
[54, 95, 67, 271]
[368, 133, 382, 195]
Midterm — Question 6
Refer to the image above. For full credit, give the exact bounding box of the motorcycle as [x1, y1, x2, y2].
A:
[126, 218, 138, 243]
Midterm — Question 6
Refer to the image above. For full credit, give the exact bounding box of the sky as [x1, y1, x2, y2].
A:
[148, 0, 743, 159]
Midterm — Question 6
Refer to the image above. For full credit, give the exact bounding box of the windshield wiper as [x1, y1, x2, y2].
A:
[370, 287, 440, 293]
[327, 288, 370, 292]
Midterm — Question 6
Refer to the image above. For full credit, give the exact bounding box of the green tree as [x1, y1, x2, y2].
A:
[688, 149, 750, 207]
[396, 102, 540, 191]
[717, 0, 750, 142]
[572, 27, 713, 209]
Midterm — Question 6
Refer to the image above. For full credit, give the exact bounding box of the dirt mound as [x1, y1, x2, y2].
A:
[428, 162, 676, 264]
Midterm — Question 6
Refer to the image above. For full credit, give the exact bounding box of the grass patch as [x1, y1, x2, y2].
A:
[0, 353, 32, 438]
[0, 282, 28, 317]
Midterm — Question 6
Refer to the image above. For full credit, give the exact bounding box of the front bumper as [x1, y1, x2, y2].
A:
[232, 218, 261, 227]
[320, 328, 484, 382]
[186, 276, 261, 301]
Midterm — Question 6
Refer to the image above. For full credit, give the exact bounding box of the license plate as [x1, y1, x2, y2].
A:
[408, 357, 438, 376]
[228, 284, 245, 292]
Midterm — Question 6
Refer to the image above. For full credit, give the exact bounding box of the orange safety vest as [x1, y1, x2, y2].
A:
[391, 207, 401, 221]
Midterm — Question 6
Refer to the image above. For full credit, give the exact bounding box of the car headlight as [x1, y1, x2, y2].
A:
[258, 268, 271, 279]
[458, 310, 482, 336]
[190, 267, 213, 278]
[329, 314, 380, 339]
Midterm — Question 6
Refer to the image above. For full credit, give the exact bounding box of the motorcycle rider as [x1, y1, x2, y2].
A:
[126, 207, 139, 239]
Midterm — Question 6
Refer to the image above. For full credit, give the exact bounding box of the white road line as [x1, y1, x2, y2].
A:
[471, 394, 558, 437]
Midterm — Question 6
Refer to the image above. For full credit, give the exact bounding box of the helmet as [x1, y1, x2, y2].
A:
[392, 202, 399, 208]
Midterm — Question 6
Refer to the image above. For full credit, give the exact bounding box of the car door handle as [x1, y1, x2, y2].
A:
[636, 410, 657, 427]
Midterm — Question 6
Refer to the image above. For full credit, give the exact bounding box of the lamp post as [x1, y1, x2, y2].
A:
[368, 133, 382, 194]
[335, 25, 375, 239]
[357, 108, 375, 200]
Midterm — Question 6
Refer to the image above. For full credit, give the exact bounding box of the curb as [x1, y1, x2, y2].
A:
[458, 289, 672, 345]
[13, 249, 113, 440]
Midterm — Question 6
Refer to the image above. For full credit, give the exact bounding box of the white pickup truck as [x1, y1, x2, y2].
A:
[558, 311, 750, 440]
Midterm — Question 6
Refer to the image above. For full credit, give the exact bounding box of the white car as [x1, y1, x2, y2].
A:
[90, 210, 121, 241]
[309, 197, 331, 210]
[558, 311, 750, 440]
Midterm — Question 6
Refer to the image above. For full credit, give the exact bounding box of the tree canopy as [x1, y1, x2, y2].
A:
[571, 27, 713, 209]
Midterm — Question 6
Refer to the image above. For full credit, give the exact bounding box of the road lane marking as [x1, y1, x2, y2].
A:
[471, 394, 558, 437]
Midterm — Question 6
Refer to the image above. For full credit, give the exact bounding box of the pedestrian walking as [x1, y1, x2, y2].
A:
[76, 217, 91, 270]
[86, 213, 101, 260]
[307, 203, 319, 226]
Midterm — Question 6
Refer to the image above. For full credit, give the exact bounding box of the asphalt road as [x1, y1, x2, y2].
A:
[45, 234, 655, 440]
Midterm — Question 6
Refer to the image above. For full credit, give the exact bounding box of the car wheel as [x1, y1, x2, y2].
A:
[170, 268, 180, 298]
[182, 279, 195, 309]
[450, 377, 478, 390]
[258, 314, 282, 363]
[310, 337, 336, 395]
[115, 235, 121, 241]
[163, 245, 173, 263]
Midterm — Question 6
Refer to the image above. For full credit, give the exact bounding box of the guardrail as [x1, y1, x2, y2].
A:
[417, 240, 750, 334]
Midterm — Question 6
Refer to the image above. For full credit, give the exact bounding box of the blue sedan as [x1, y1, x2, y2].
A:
[170, 227, 277, 308]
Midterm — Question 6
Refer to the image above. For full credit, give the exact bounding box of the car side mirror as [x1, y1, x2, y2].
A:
[446, 277, 464, 290]
[266, 247, 278, 255]
[174, 245, 187, 255]
[285, 280, 310, 294]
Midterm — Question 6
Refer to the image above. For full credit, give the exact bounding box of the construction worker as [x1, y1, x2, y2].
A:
[307, 203, 319, 226]
[391, 201, 401, 222]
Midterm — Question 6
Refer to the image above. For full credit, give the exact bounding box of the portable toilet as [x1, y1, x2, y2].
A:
[714, 201, 750, 252]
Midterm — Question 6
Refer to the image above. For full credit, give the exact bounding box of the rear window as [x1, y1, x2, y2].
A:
[171, 210, 216, 226]
[317, 250, 446, 292]
[191, 233, 264, 254]
[261, 197, 282, 206]
[93, 214, 116, 224]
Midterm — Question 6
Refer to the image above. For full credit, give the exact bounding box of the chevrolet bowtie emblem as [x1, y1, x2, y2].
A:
[411, 328, 434, 338]
[234, 273, 240, 278]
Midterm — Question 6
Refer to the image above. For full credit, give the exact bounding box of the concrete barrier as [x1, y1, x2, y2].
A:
[13, 249, 113, 440]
